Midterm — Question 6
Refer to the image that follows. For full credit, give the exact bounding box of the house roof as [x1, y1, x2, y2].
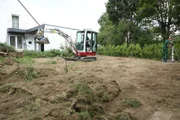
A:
[7, 24, 45, 34]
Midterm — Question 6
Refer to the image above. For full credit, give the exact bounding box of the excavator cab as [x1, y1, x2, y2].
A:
[75, 30, 97, 57]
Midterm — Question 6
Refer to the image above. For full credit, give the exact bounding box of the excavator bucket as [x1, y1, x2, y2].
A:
[36, 37, 50, 44]
[35, 28, 50, 44]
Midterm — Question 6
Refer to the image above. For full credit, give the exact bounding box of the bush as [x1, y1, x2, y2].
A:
[0, 43, 15, 52]
[98, 42, 180, 60]
[23, 48, 74, 58]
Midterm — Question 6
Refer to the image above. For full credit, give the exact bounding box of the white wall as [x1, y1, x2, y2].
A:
[25, 34, 36, 51]
[0, 0, 9, 43]
[0, 0, 37, 43]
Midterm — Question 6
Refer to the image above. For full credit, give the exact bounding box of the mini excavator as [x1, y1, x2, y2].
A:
[36, 28, 98, 61]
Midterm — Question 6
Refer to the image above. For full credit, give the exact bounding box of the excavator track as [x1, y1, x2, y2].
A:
[64, 56, 96, 62]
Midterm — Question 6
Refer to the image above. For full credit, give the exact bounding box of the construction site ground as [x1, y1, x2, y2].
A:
[0, 55, 180, 120]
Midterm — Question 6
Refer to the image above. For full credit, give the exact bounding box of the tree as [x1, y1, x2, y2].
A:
[106, 0, 139, 47]
[137, 0, 180, 40]
[106, 0, 139, 23]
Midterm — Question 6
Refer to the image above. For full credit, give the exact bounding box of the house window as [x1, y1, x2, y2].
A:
[17, 36, 23, 49]
[10, 36, 16, 47]
[12, 15, 19, 29]
[9, 35, 23, 50]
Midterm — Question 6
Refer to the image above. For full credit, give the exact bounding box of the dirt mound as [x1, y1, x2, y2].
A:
[0, 56, 180, 120]
[60, 79, 122, 119]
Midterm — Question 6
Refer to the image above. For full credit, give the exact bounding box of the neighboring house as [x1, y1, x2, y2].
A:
[0, 0, 78, 51]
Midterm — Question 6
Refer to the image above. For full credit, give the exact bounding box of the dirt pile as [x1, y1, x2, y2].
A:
[0, 56, 180, 120]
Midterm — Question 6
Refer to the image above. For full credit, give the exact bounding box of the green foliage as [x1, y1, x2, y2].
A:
[142, 43, 163, 59]
[123, 98, 141, 108]
[174, 42, 180, 60]
[97, 13, 154, 47]
[137, 0, 180, 39]
[18, 67, 38, 81]
[106, 0, 138, 23]
[98, 42, 180, 60]
[0, 43, 15, 52]
[99, 0, 180, 46]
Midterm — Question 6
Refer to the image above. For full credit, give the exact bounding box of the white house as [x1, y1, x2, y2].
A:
[0, 0, 78, 51]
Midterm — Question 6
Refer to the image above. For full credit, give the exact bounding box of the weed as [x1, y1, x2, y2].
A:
[123, 98, 141, 108]
[0, 84, 14, 92]
[115, 112, 133, 120]
[73, 82, 94, 103]
[78, 110, 91, 120]
[19, 67, 38, 81]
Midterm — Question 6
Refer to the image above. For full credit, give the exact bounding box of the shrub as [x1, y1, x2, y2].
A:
[97, 42, 180, 60]
[0, 43, 15, 52]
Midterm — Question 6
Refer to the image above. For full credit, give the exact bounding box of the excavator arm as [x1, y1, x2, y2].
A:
[36, 28, 78, 55]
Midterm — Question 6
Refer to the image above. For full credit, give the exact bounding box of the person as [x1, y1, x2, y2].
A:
[162, 37, 172, 62]
[86, 36, 91, 51]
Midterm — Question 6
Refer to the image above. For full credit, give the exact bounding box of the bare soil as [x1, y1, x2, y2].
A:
[0, 56, 180, 120]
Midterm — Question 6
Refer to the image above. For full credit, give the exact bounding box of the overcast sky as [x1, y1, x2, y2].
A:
[20, 0, 108, 32]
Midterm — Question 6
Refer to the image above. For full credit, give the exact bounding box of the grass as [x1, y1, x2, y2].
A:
[50, 60, 57, 64]
[115, 112, 133, 120]
[0, 84, 14, 92]
[123, 98, 142, 108]
[0, 56, 5, 63]
[18, 66, 38, 81]
[101, 92, 110, 102]
[0, 43, 15, 52]
[13, 57, 34, 65]
[73, 82, 94, 101]
[78, 110, 91, 120]
[23, 49, 73, 58]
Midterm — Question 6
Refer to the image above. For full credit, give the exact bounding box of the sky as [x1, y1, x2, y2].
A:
[19, 0, 108, 32]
